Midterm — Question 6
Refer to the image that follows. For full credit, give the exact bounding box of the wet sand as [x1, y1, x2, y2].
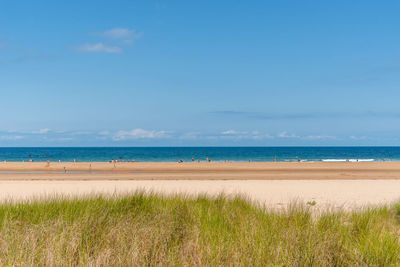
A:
[0, 161, 399, 180]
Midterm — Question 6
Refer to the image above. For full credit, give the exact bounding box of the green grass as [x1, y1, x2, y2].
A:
[0, 193, 399, 266]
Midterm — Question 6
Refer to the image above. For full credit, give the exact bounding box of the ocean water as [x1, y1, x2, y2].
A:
[0, 147, 399, 162]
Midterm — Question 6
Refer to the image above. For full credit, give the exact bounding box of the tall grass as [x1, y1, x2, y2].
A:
[0, 193, 399, 266]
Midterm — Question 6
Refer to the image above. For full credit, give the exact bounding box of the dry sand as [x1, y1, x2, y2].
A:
[0, 162, 400, 209]
[0, 180, 399, 210]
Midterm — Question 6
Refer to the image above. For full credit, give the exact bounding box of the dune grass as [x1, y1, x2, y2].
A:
[0, 193, 399, 266]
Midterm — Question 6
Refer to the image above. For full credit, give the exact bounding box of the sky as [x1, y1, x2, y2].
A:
[1, 0, 400, 146]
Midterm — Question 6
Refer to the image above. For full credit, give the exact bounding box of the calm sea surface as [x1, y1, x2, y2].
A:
[0, 147, 399, 162]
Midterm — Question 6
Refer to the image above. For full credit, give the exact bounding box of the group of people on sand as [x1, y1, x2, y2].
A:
[109, 159, 136, 163]
[179, 157, 212, 163]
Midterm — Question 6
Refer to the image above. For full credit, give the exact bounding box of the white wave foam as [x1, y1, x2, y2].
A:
[322, 159, 374, 162]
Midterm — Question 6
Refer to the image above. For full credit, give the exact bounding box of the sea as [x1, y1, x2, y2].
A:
[0, 147, 399, 162]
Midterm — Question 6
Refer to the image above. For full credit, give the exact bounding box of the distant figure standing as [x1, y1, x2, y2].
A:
[192, 157, 194, 162]
[46, 159, 50, 167]
[64, 167, 67, 173]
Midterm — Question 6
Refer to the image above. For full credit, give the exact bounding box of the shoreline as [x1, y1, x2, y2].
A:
[0, 159, 395, 163]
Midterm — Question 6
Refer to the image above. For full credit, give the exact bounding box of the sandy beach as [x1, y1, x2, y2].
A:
[0, 162, 399, 208]
[0, 179, 398, 210]
[0, 161, 400, 180]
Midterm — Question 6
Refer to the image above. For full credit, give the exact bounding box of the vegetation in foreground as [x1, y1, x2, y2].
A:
[0, 193, 400, 266]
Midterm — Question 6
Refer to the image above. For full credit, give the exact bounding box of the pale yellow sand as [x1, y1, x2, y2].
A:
[0, 180, 399, 210]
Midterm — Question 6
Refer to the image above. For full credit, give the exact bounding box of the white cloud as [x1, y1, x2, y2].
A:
[305, 135, 338, 140]
[77, 43, 122, 54]
[101, 28, 143, 40]
[221, 130, 244, 135]
[220, 130, 273, 140]
[0, 135, 23, 140]
[179, 132, 201, 140]
[250, 133, 274, 140]
[31, 128, 51, 134]
[39, 128, 50, 134]
[350, 135, 368, 140]
[277, 131, 300, 138]
[112, 129, 171, 141]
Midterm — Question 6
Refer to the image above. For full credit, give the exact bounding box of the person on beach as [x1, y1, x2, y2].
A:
[192, 157, 194, 162]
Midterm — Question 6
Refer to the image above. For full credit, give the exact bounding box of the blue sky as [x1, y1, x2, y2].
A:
[1, 0, 400, 146]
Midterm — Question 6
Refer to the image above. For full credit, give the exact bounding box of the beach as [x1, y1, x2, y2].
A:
[0, 179, 399, 209]
[0, 161, 400, 180]
[0, 162, 399, 208]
